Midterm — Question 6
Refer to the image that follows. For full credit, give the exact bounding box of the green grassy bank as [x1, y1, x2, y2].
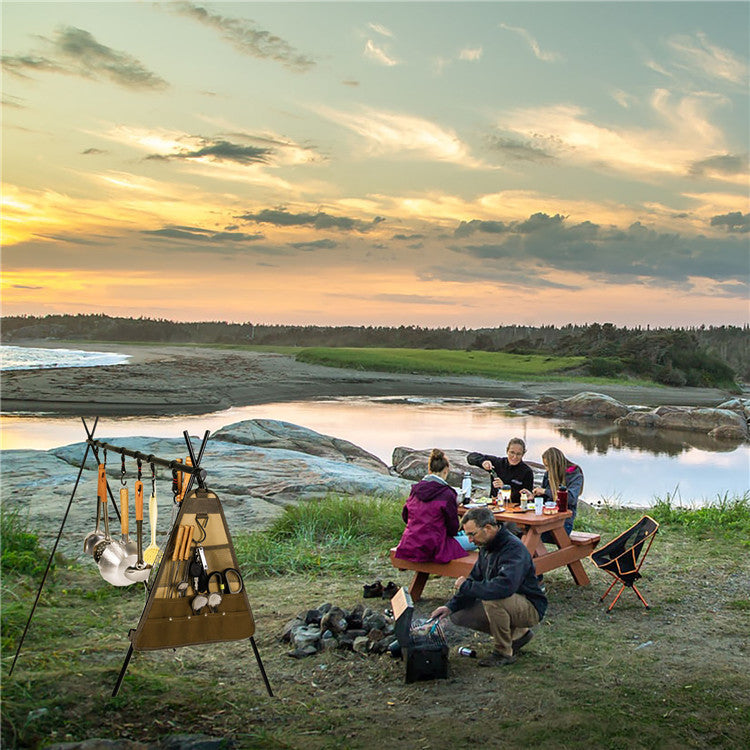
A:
[297, 347, 589, 381]
[2, 495, 749, 749]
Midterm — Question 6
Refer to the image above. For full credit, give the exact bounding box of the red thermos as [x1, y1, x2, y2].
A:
[556, 484, 568, 512]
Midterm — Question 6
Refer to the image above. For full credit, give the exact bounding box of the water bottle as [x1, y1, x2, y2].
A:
[556, 484, 568, 512]
[534, 494, 543, 515]
[461, 472, 472, 502]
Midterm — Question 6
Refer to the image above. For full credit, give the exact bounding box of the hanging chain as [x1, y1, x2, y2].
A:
[150, 462, 156, 496]
[136, 457, 142, 481]
[120, 452, 127, 486]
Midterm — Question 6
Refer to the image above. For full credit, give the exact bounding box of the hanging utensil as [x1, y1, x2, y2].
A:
[83, 463, 107, 555]
[124, 480, 150, 583]
[93, 489, 131, 587]
[142, 464, 160, 565]
[119, 486, 138, 557]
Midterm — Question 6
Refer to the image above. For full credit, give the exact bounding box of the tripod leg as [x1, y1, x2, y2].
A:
[112, 644, 134, 697]
[249, 636, 274, 697]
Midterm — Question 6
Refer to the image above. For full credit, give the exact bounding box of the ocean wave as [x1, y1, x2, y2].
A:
[0, 345, 131, 371]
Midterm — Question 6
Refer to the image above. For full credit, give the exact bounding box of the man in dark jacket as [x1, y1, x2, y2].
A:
[430, 506, 547, 666]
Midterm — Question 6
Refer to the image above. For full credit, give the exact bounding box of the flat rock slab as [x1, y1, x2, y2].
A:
[1, 420, 410, 560]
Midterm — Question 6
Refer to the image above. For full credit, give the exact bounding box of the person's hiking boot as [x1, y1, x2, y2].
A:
[381, 581, 400, 599]
[512, 629, 534, 654]
[363, 580, 383, 598]
[477, 651, 517, 667]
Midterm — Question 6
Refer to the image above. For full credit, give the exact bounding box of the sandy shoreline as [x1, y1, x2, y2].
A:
[1, 340, 734, 416]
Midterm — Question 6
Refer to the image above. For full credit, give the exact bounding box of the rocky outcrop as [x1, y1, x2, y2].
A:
[528, 392, 630, 419]
[391, 447, 487, 487]
[615, 406, 749, 440]
[212, 419, 388, 473]
[2, 420, 411, 560]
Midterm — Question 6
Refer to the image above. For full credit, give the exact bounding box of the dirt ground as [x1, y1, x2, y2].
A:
[6, 530, 747, 750]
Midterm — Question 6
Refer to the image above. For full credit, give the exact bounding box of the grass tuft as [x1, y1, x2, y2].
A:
[234, 495, 404, 577]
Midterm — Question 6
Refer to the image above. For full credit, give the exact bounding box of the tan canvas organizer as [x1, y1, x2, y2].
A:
[129, 487, 255, 650]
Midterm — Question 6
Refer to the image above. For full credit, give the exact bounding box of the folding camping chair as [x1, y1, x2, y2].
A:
[591, 515, 659, 611]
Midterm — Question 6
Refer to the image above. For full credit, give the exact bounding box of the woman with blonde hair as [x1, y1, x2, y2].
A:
[531, 447, 584, 534]
[395, 448, 469, 563]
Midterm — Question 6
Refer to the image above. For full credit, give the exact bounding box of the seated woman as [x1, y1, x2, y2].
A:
[395, 448, 472, 562]
[467, 437, 534, 503]
[530, 447, 584, 535]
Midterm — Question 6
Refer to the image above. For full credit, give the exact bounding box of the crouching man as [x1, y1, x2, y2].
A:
[430, 506, 547, 666]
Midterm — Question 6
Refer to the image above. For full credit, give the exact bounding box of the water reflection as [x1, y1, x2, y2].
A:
[556, 421, 744, 457]
[1, 397, 747, 507]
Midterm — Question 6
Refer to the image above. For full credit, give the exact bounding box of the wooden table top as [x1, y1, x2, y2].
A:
[458, 503, 572, 526]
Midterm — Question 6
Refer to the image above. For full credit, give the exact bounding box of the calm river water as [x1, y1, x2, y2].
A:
[2, 397, 748, 508]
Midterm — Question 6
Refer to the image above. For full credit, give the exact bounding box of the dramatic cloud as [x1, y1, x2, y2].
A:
[455, 220, 509, 238]
[485, 134, 555, 162]
[100, 127, 320, 184]
[667, 32, 748, 86]
[239, 208, 383, 232]
[710, 212, 750, 233]
[170, 1, 315, 71]
[143, 225, 264, 243]
[689, 153, 749, 178]
[319, 106, 481, 166]
[149, 138, 272, 165]
[288, 239, 338, 251]
[499, 91, 739, 182]
[364, 39, 398, 66]
[452, 211, 749, 289]
[2, 27, 168, 89]
[499, 23, 562, 62]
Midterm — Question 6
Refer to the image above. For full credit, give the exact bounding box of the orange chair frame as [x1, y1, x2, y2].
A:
[591, 515, 659, 612]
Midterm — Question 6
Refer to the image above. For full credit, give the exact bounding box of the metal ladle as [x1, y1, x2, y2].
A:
[93, 478, 131, 587]
[83, 464, 108, 555]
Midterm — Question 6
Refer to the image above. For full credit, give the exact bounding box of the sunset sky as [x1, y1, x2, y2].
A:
[2, 1, 748, 327]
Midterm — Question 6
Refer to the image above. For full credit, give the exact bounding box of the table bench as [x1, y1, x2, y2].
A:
[389, 548, 477, 601]
[389, 528, 601, 601]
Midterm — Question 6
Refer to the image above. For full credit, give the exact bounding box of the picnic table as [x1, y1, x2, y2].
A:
[390, 504, 600, 601]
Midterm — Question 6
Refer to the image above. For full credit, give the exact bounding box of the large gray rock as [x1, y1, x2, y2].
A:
[616, 406, 748, 440]
[1, 421, 411, 560]
[529, 392, 629, 419]
[212, 419, 389, 473]
[391, 447, 487, 488]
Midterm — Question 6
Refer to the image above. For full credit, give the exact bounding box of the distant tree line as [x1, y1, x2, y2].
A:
[2, 314, 747, 388]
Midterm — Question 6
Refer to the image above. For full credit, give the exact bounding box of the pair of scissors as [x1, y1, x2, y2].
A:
[206, 567, 244, 595]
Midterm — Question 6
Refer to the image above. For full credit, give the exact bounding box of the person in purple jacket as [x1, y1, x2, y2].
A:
[394, 449, 468, 563]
